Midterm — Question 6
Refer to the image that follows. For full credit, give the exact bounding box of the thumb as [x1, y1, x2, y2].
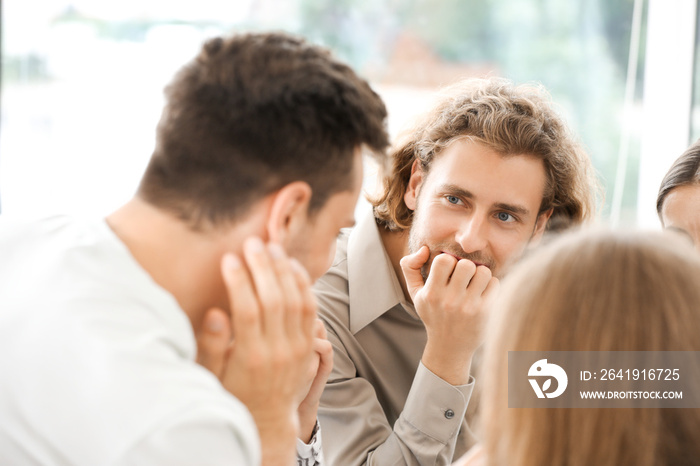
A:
[399, 245, 430, 299]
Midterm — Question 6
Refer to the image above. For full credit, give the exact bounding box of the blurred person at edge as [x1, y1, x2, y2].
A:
[453, 228, 700, 466]
[0, 32, 388, 466]
[314, 77, 600, 466]
[657, 138, 700, 252]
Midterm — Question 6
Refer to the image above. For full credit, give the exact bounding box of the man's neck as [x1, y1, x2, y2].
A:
[378, 225, 412, 303]
[105, 197, 247, 333]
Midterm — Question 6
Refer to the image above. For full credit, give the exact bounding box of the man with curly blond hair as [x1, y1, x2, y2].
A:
[314, 77, 599, 466]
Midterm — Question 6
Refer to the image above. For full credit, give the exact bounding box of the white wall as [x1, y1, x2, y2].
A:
[637, 0, 697, 228]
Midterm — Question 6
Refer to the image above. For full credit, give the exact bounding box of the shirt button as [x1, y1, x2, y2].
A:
[445, 409, 455, 419]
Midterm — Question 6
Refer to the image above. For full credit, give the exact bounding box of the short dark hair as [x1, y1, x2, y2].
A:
[656, 138, 700, 222]
[138, 32, 388, 228]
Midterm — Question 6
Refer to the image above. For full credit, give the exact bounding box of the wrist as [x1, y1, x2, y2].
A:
[298, 418, 319, 445]
[255, 407, 298, 438]
[257, 412, 298, 465]
[297, 401, 320, 444]
[422, 345, 474, 385]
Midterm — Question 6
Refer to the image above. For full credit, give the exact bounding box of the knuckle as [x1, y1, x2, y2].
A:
[464, 260, 478, 274]
[237, 309, 258, 327]
[290, 341, 312, 363]
[421, 288, 437, 304]
[302, 294, 318, 315]
[319, 340, 333, 355]
[443, 300, 460, 314]
[434, 254, 454, 268]
[264, 295, 283, 312]
[475, 265, 492, 279]
[286, 297, 302, 315]
[245, 346, 267, 371]
[455, 259, 476, 278]
[271, 346, 292, 367]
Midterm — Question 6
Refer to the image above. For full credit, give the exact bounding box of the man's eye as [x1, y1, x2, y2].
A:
[446, 195, 461, 205]
[497, 212, 515, 222]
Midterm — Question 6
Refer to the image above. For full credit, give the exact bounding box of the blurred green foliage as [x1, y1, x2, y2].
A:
[1, 0, 646, 220]
[298, 0, 646, 220]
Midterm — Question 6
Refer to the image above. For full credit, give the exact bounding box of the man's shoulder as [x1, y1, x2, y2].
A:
[0, 319, 255, 464]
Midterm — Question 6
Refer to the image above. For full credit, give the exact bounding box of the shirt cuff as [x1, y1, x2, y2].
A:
[296, 420, 324, 465]
[400, 362, 474, 443]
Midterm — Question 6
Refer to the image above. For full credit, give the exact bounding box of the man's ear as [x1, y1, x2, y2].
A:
[266, 181, 313, 245]
[530, 208, 553, 245]
[403, 160, 424, 211]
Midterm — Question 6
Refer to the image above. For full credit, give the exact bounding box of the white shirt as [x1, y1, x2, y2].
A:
[0, 216, 260, 465]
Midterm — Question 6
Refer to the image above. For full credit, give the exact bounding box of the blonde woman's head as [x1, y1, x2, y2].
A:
[480, 228, 700, 466]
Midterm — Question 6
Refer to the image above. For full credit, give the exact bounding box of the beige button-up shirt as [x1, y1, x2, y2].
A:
[314, 209, 475, 466]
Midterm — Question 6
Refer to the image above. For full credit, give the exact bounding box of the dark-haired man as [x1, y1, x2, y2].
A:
[315, 78, 599, 465]
[0, 32, 388, 465]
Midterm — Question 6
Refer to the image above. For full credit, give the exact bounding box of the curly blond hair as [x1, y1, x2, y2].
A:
[371, 77, 600, 232]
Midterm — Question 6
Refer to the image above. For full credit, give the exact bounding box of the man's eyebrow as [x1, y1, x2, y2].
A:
[440, 184, 475, 200]
[494, 202, 530, 217]
[440, 183, 531, 217]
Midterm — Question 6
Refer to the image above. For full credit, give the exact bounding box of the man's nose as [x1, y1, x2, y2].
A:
[456, 214, 488, 253]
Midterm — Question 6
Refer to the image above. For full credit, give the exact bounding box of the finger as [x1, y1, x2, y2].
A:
[196, 308, 232, 378]
[313, 318, 327, 339]
[304, 351, 322, 387]
[267, 243, 304, 338]
[222, 253, 262, 343]
[465, 265, 493, 298]
[306, 338, 334, 401]
[242, 237, 285, 340]
[423, 253, 458, 289]
[399, 246, 430, 298]
[448, 259, 478, 289]
[314, 338, 334, 378]
[482, 276, 500, 303]
[291, 258, 317, 341]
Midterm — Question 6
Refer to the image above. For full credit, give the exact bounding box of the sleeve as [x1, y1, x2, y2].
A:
[319, 324, 474, 466]
[121, 404, 260, 466]
[296, 420, 324, 466]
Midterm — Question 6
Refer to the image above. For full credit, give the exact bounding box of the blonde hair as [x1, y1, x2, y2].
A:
[480, 229, 700, 466]
[371, 77, 600, 232]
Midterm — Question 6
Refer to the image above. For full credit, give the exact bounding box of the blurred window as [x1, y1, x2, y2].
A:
[0, 0, 661, 224]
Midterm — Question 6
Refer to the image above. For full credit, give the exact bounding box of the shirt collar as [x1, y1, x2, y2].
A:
[347, 208, 418, 334]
